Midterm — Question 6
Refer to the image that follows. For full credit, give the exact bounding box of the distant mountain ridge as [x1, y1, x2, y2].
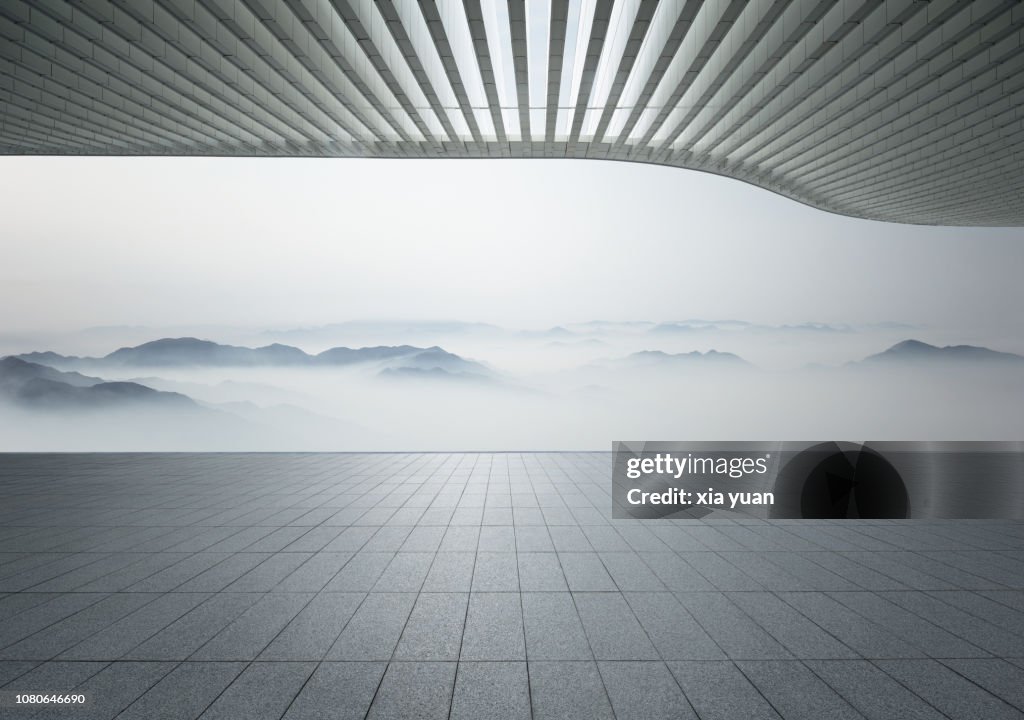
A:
[862, 339, 1024, 366]
[15, 337, 487, 374]
[0, 357, 195, 410]
[587, 349, 752, 371]
[627, 349, 750, 366]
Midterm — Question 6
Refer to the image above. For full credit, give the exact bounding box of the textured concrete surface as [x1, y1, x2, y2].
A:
[0, 453, 1022, 719]
[2, 2, 1024, 225]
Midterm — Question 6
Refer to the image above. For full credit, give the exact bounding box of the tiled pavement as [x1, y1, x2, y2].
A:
[0, 453, 1022, 719]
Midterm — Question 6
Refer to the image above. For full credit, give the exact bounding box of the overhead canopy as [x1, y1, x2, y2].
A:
[1, 0, 1022, 225]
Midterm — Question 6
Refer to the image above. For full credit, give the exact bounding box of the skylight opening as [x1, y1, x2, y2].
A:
[555, 0, 597, 140]
[527, 0, 552, 141]
[580, 0, 642, 140]
[482, 0, 522, 140]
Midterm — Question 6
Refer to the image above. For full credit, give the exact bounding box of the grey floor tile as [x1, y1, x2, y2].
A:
[0, 660, 37, 687]
[23, 553, 145, 593]
[282, 662, 386, 720]
[259, 592, 363, 660]
[320, 526, 377, 553]
[775, 591, 923, 659]
[599, 552, 666, 591]
[32, 661, 176, 720]
[518, 552, 567, 591]
[366, 662, 456, 720]
[0, 593, 61, 623]
[450, 661, 530, 720]
[880, 590, 1024, 656]
[515, 526, 554, 552]
[583, 526, 630, 552]
[274, 552, 353, 592]
[573, 592, 659, 660]
[175, 554, 272, 593]
[190, 593, 313, 660]
[624, 592, 724, 660]
[727, 592, 859, 659]
[981, 590, 1024, 613]
[223, 552, 312, 592]
[681, 552, 763, 591]
[3, 457, 1024, 720]
[721, 553, 814, 591]
[599, 660, 696, 719]
[321, 552, 393, 592]
[401, 526, 446, 552]
[806, 659, 946, 720]
[244, 526, 310, 553]
[522, 592, 592, 660]
[941, 658, 1024, 712]
[933, 590, 1024, 636]
[799, 551, 909, 591]
[675, 593, 792, 660]
[828, 591, 989, 657]
[838, 552, 956, 591]
[361, 526, 413, 553]
[668, 661, 782, 720]
[616, 525, 671, 552]
[421, 552, 475, 592]
[529, 661, 614, 720]
[74, 552, 192, 592]
[641, 552, 716, 592]
[327, 592, 417, 660]
[483, 507, 513, 525]
[201, 528, 278, 554]
[0, 660, 107, 694]
[439, 526, 479, 552]
[125, 593, 262, 660]
[59, 592, 210, 660]
[737, 660, 863, 720]
[117, 661, 247, 720]
[472, 552, 519, 592]
[877, 658, 1023, 719]
[394, 592, 468, 661]
[281, 526, 344, 553]
[198, 661, 316, 720]
[373, 552, 434, 592]
[460, 593, 525, 660]
[548, 526, 593, 552]
[126, 553, 232, 593]
[0, 593, 108, 649]
[0, 592, 155, 660]
[757, 552, 860, 591]
[559, 553, 617, 591]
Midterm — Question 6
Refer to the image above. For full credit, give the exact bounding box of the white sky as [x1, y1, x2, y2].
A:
[1, 156, 1022, 335]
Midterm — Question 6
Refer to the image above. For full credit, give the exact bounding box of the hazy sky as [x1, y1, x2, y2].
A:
[1, 156, 1022, 335]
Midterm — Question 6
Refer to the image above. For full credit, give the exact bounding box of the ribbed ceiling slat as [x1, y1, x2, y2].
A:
[1, 0, 1021, 225]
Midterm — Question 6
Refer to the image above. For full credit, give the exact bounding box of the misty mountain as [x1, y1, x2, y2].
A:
[0, 356, 102, 388]
[623, 349, 751, 367]
[0, 357, 195, 410]
[648, 322, 716, 334]
[17, 350, 87, 367]
[588, 349, 752, 372]
[861, 340, 1024, 366]
[563, 321, 656, 334]
[391, 347, 490, 375]
[105, 338, 310, 366]
[774, 322, 852, 333]
[378, 367, 495, 384]
[16, 338, 487, 373]
[516, 326, 577, 340]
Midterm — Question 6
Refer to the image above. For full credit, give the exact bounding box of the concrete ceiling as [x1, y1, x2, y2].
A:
[1, 0, 1022, 225]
